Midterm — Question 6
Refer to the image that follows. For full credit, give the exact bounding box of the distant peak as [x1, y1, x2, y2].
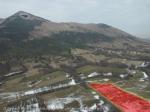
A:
[14, 11, 32, 17]
[10, 11, 48, 22]
[15, 11, 31, 15]
[97, 23, 111, 28]
[16, 11, 27, 13]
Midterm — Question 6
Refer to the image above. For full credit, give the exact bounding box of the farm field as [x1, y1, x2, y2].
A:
[90, 83, 150, 112]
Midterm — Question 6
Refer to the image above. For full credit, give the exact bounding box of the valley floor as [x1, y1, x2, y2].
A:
[0, 48, 150, 112]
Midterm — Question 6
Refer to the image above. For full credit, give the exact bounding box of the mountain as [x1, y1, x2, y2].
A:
[0, 11, 136, 41]
[0, 11, 47, 40]
[0, 18, 4, 24]
[0, 11, 149, 59]
[144, 38, 150, 43]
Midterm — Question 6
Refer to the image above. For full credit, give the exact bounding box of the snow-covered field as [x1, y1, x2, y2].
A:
[6, 98, 40, 112]
[47, 97, 83, 110]
[0, 79, 77, 101]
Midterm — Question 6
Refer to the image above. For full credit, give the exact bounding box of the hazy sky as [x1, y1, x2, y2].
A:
[0, 0, 150, 38]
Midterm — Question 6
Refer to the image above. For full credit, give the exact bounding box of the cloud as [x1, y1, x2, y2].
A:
[0, 0, 150, 38]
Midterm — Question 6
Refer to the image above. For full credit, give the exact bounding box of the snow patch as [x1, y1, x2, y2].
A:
[94, 95, 100, 99]
[143, 72, 149, 79]
[66, 73, 70, 78]
[103, 79, 110, 81]
[120, 74, 128, 78]
[89, 104, 97, 110]
[139, 72, 149, 81]
[139, 62, 150, 68]
[99, 100, 105, 105]
[80, 74, 86, 79]
[4, 71, 23, 77]
[103, 72, 112, 76]
[6, 103, 40, 112]
[47, 97, 82, 110]
[69, 79, 76, 85]
[88, 72, 100, 78]
[24, 90, 35, 95]
[92, 91, 96, 95]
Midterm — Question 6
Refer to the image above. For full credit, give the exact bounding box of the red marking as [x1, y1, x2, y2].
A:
[90, 83, 150, 112]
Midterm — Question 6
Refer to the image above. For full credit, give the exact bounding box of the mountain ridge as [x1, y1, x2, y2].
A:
[0, 11, 149, 60]
[0, 11, 135, 40]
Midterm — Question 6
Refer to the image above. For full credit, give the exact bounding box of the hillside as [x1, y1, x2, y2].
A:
[0, 11, 149, 60]
[0, 18, 4, 23]
[0, 11, 133, 40]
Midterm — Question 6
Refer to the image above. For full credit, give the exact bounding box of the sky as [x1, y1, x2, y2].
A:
[0, 0, 150, 38]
